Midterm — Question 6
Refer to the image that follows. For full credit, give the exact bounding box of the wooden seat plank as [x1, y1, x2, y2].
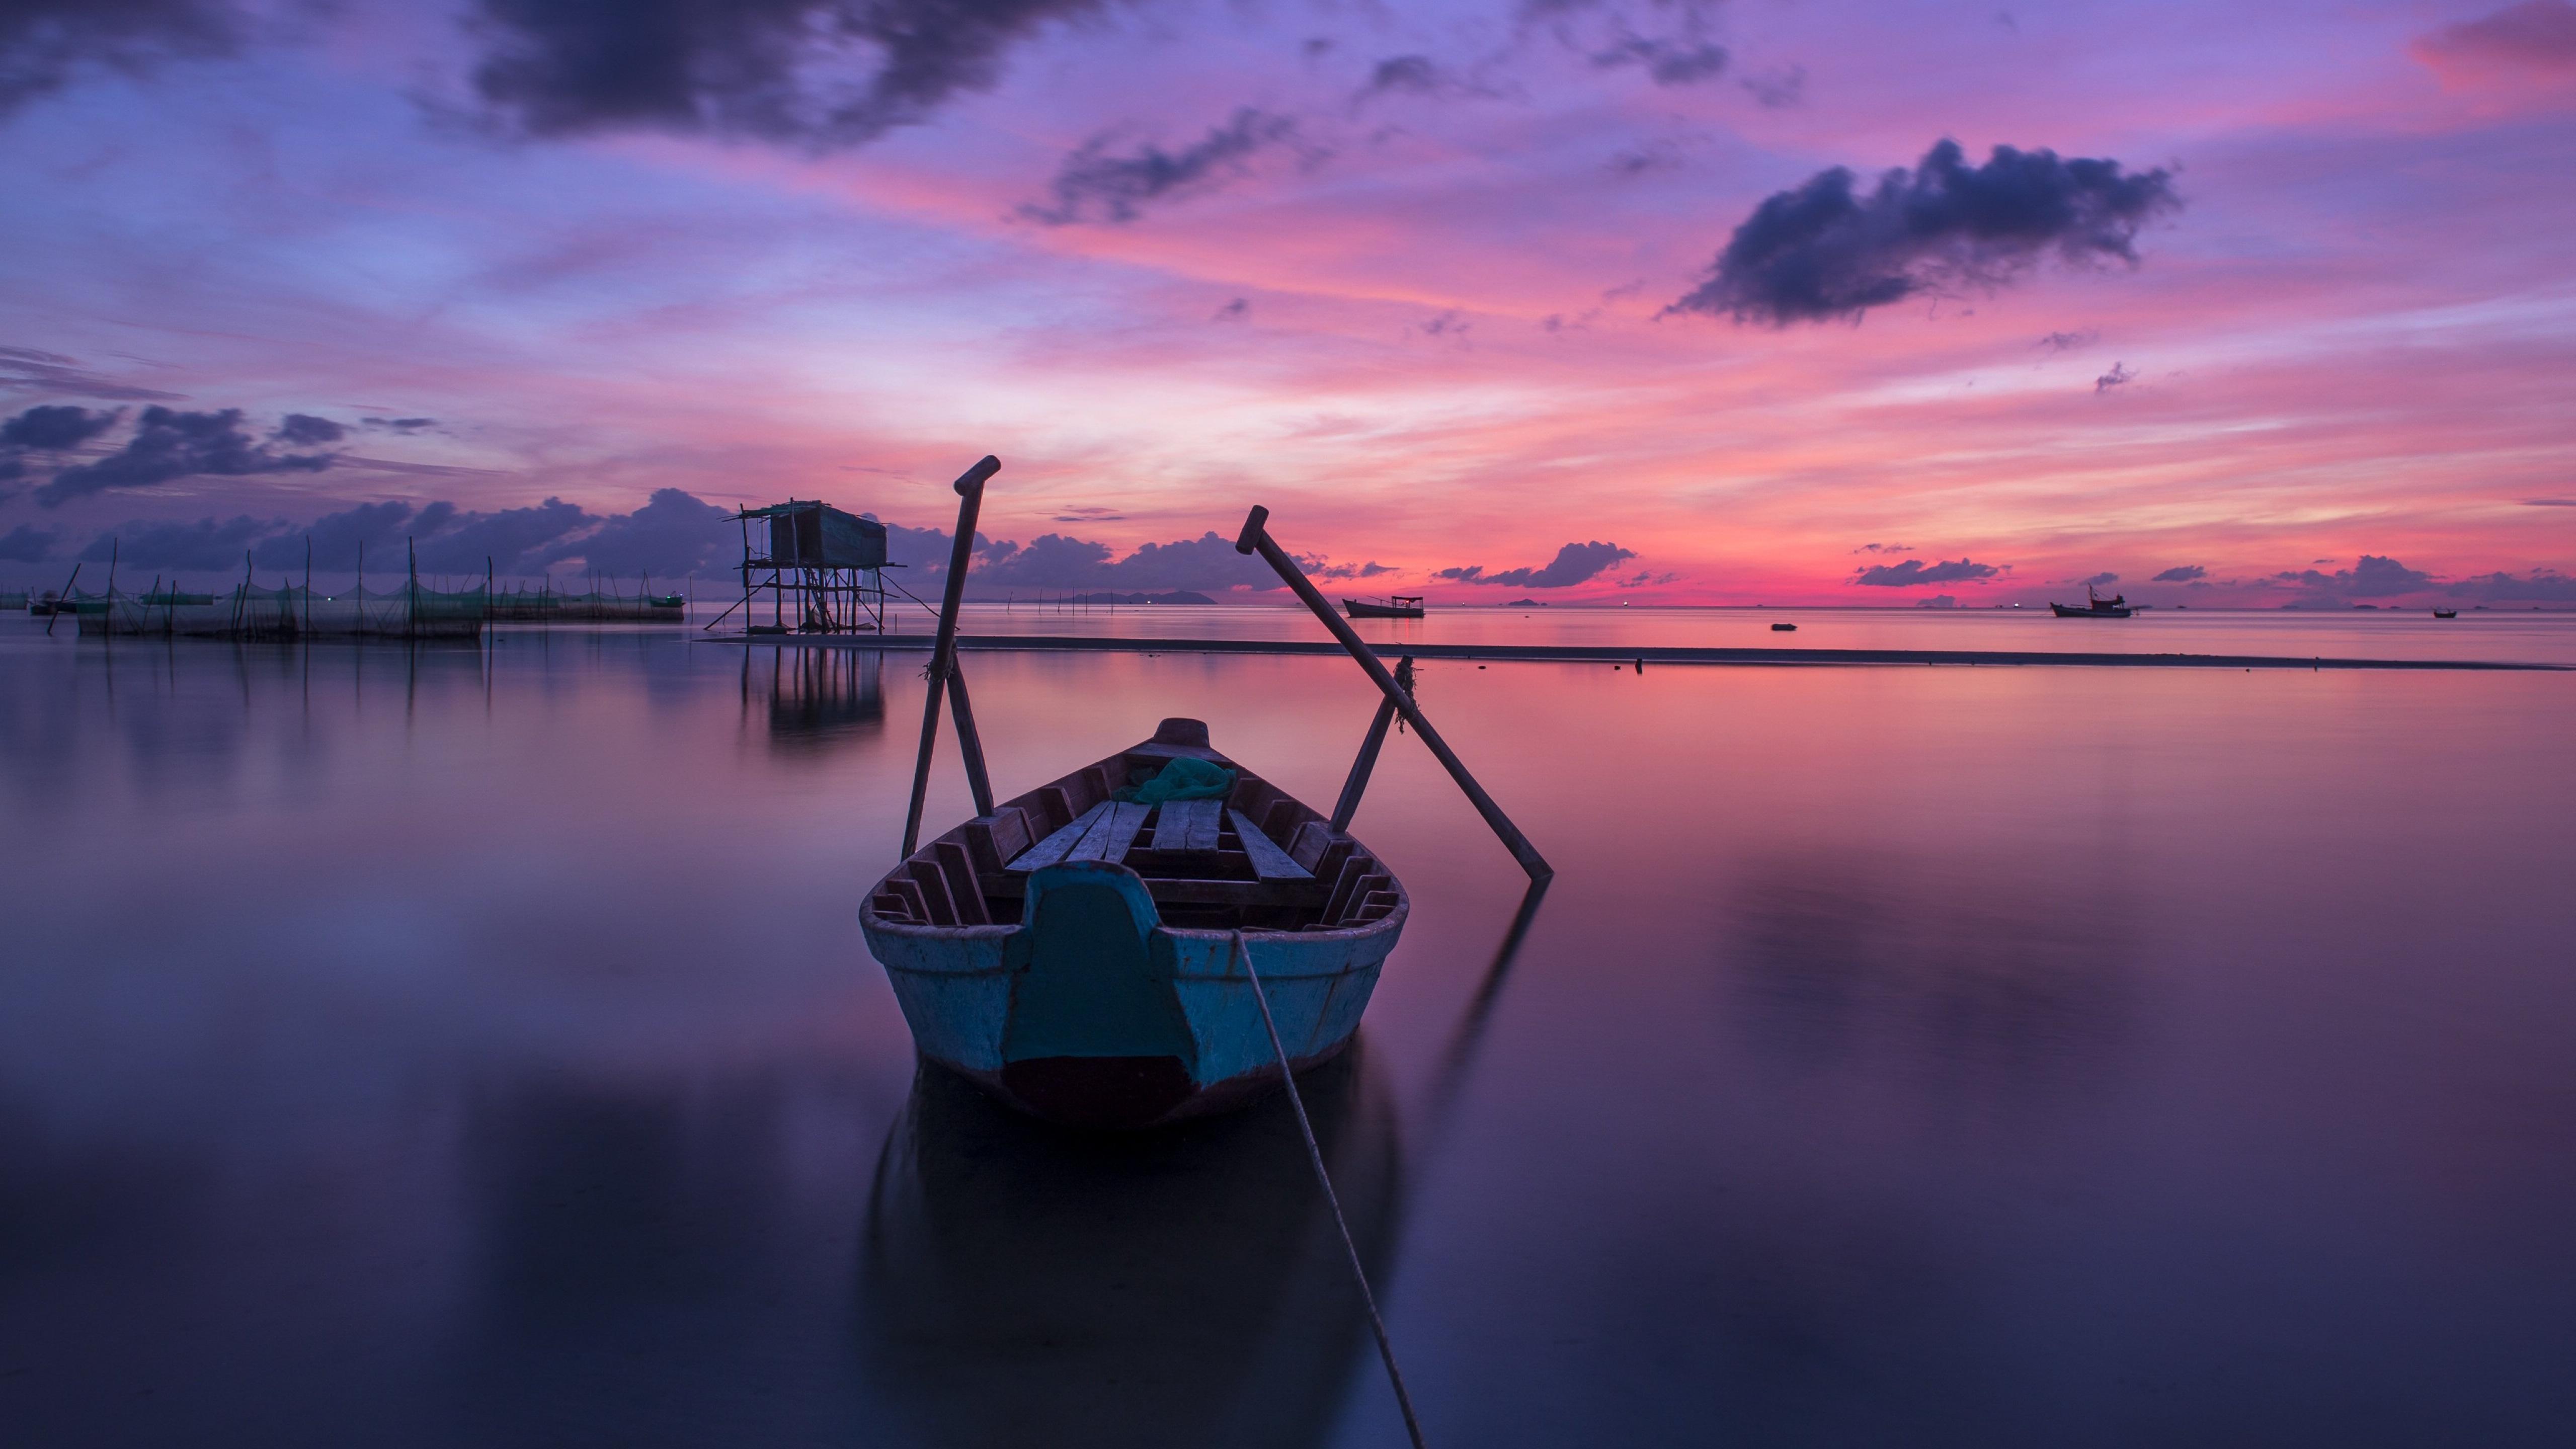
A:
[1008, 800, 1109, 872]
[1229, 809, 1314, 881]
[1068, 800, 1152, 863]
[1153, 797, 1225, 854]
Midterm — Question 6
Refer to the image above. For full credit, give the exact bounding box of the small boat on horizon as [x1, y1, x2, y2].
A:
[2432, 608, 2457, 619]
[2050, 586, 2134, 618]
[1342, 595, 1424, 619]
[1771, 622, 1797, 631]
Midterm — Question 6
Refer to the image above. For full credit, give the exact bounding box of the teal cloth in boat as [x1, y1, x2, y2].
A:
[1116, 756, 1236, 804]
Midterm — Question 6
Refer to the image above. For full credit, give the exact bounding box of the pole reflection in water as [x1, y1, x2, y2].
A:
[857, 1041, 1402, 1449]
[751, 646, 887, 754]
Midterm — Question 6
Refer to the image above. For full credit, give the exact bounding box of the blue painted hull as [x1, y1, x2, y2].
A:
[863, 911, 1400, 1126]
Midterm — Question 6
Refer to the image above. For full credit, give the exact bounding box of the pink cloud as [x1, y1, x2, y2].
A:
[2412, 1, 2576, 95]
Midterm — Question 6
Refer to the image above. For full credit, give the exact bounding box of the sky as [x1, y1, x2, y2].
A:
[1, 0, 2571, 605]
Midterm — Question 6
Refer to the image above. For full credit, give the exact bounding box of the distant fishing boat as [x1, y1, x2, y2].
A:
[1342, 595, 1424, 619]
[2050, 586, 2133, 618]
[2432, 608, 2457, 619]
[1770, 622, 1797, 631]
[864, 717, 1405, 1130]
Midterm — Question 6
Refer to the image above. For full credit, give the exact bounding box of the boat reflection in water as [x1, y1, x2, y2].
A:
[857, 1039, 1402, 1449]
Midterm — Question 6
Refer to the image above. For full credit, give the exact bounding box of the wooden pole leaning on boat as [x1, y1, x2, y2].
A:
[43, 562, 79, 636]
[1235, 507, 1552, 882]
[1331, 695, 1399, 833]
[900, 454, 1002, 859]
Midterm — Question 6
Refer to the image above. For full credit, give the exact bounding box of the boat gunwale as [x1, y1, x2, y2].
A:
[860, 733, 1408, 941]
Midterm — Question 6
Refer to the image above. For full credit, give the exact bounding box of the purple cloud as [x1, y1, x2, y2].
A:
[1437, 541, 1638, 588]
[1668, 139, 2181, 326]
[1853, 557, 2000, 587]
[35, 407, 334, 507]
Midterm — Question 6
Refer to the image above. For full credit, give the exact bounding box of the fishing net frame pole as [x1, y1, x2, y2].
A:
[900, 455, 1003, 858]
[1235, 505, 1552, 883]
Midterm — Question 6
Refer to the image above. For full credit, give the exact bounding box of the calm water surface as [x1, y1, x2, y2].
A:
[902, 601, 2576, 667]
[3, 618, 2572, 1446]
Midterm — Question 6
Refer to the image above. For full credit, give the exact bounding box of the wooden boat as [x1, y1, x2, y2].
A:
[862, 716, 1407, 1132]
[2050, 586, 2133, 618]
[1342, 595, 1424, 619]
[2432, 608, 2457, 619]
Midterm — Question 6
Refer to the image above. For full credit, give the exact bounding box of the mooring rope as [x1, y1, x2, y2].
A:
[1232, 931, 1429, 1449]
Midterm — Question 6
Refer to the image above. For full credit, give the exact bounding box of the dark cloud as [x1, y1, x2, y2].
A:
[1738, 63, 1804, 108]
[2273, 554, 2435, 599]
[1590, 33, 1726, 86]
[79, 514, 278, 571]
[0, 524, 57, 561]
[1022, 108, 1304, 224]
[2522, 497, 2576, 507]
[2447, 567, 2576, 602]
[415, 497, 597, 575]
[47, 490, 776, 583]
[274, 413, 346, 446]
[547, 487, 734, 576]
[888, 526, 1285, 595]
[246, 500, 419, 570]
[1852, 557, 2000, 587]
[1436, 540, 1637, 588]
[0, 0, 236, 117]
[975, 530, 1282, 593]
[1607, 141, 1685, 177]
[2, 404, 120, 450]
[34, 407, 335, 507]
[465, 0, 1104, 150]
[2094, 362, 2134, 392]
[0, 344, 185, 401]
[1853, 541, 1915, 554]
[1667, 139, 2181, 326]
[1212, 297, 1248, 321]
[1314, 559, 1395, 581]
[362, 416, 439, 431]
[1418, 309, 1470, 338]
[2079, 571, 2119, 586]
[1362, 54, 1445, 96]
[2037, 329, 2097, 352]
[2151, 565, 2206, 582]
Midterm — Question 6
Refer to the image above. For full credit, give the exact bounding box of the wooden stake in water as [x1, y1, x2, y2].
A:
[1233, 933, 1430, 1449]
[900, 454, 1002, 858]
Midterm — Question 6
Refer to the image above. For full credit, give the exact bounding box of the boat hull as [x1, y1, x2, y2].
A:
[2049, 603, 2133, 618]
[862, 908, 1400, 1130]
[1341, 599, 1423, 619]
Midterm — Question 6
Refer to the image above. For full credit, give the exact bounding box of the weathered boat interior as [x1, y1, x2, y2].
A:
[866, 718, 1402, 933]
